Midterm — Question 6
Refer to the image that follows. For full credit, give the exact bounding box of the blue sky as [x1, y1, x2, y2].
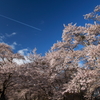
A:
[0, 0, 100, 55]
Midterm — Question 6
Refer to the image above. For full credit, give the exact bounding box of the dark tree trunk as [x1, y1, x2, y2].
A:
[0, 91, 6, 100]
[0, 86, 7, 100]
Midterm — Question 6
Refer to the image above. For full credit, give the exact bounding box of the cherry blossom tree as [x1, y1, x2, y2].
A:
[57, 5, 100, 99]
[0, 43, 24, 100]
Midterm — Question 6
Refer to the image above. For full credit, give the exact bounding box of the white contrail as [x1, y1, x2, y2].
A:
[0, 14, 41, 31]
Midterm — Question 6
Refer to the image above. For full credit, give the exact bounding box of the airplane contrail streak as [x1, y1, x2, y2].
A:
[0, 14, 41, 31]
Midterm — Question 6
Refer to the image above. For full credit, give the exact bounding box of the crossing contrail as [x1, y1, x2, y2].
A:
[0, 14, 41, 31]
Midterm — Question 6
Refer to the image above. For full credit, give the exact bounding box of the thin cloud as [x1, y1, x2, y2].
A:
[0, 32, 18, 49]
[13, 59, 24, 65]
[10, 42, 17, 49]
[0, 35, 5, 42]
[14, 48, 31, 65]
[18, 49, 29, 56]
[6, 32, 17, 37]
[13, 56, 31, 65]
[12, 32, 16, 35]
[0, 32, 16, 43]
